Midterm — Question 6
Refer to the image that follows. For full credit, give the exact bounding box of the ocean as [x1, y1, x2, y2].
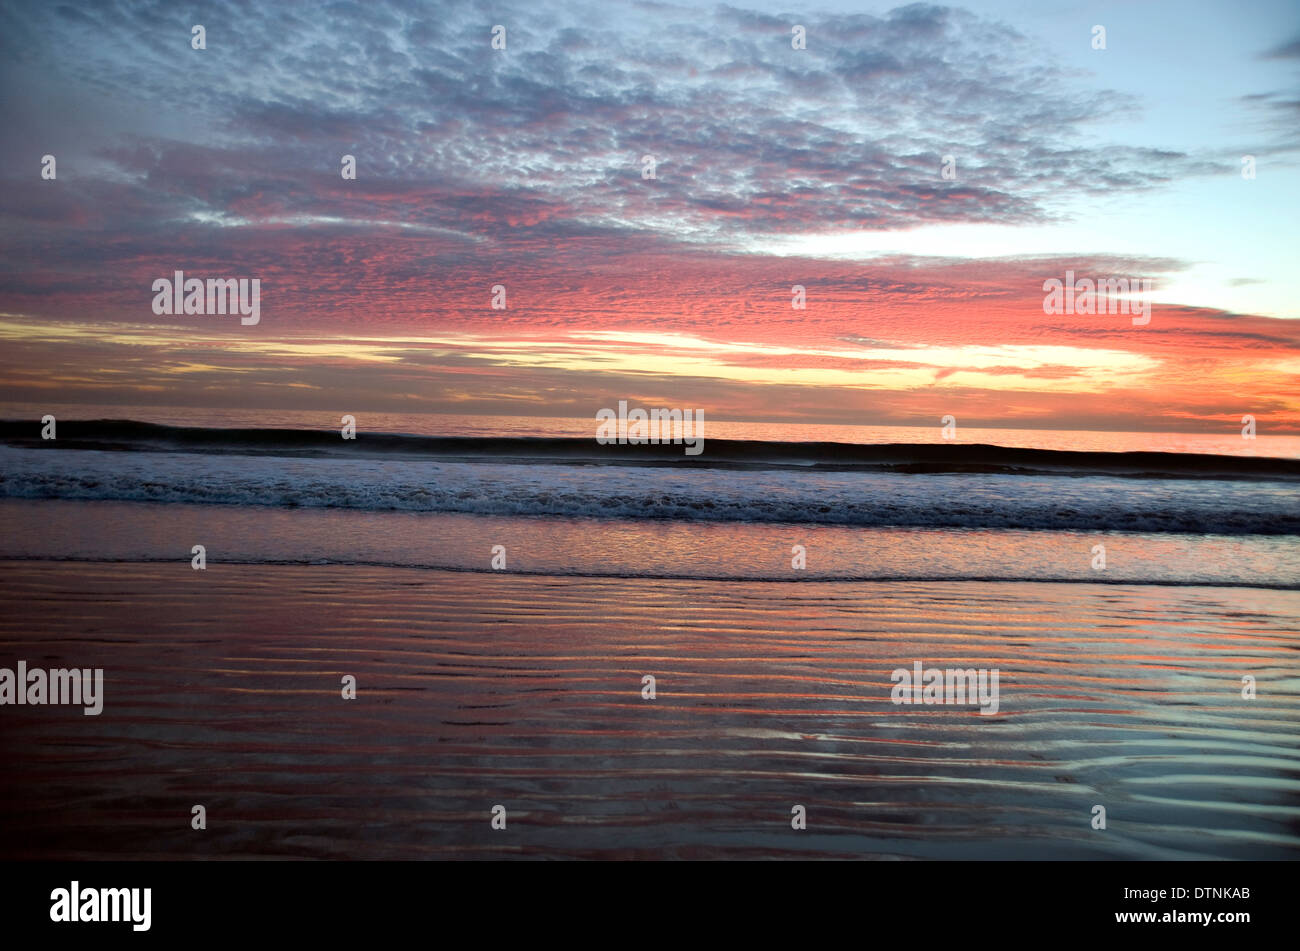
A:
[1, 408, 1297, 859]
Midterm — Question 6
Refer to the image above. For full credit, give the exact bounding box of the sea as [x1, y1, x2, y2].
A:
[0, 404, 1297, 859]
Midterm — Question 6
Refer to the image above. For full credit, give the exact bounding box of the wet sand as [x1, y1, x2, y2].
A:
[1, 560, 1296, 859]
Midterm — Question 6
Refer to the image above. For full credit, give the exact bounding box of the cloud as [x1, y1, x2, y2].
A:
[0, 0, 1228, 267]
[1260, 36, 1300, 59]
[0, 1, 1295, 431]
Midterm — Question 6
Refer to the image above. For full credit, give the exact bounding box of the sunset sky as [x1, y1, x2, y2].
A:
[1, 0, 1297, 431]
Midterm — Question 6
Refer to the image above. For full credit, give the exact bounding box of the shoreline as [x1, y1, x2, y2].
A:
[4, 500, 1298, 587]
[1, 555, 1299, 590]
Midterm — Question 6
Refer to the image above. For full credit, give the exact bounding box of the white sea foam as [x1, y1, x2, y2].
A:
[2, 444, 1297, 534]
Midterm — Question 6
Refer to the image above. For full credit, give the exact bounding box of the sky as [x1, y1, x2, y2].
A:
[0, 0, 1297, 432]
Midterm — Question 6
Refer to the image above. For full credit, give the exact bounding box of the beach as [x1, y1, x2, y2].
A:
[2, 557, 1296, 860]
[2, 415, 1297, 861]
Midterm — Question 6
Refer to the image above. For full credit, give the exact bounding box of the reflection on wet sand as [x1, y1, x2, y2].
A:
[0, 562, 1296, 859]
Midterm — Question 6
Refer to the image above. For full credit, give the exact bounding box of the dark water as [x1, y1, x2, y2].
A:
[1, 561, 1296, 860]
